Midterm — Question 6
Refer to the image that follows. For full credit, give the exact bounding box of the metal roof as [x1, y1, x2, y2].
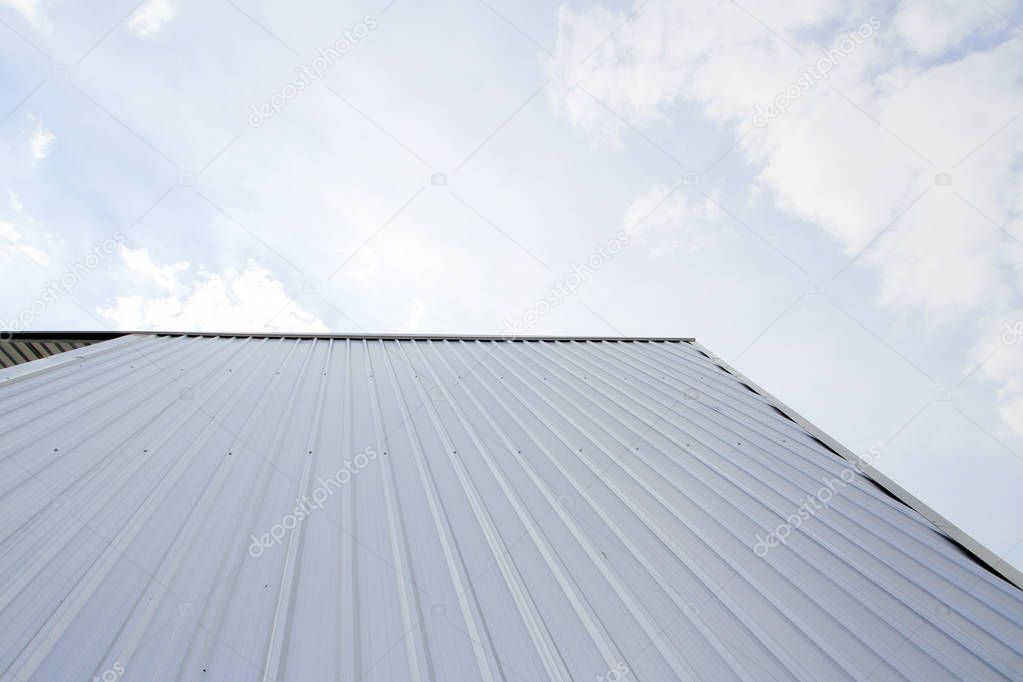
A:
[0, 334, 1021, 680]
[0, 337, 100, 369]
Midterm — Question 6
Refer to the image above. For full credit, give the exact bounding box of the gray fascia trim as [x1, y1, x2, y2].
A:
[1, 331, 126, 342]
[4, 331, 694, 342]
[686, 339, 1023, 592]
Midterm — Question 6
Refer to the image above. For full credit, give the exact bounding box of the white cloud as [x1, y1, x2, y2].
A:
[127, 0, 177, 36]
[405, 297, 426, 330]
[891, 0, 995, 58]
[550, 1, 849, 142]
[8, 190, 23, 212]
[118, 245, 190, 294]
[969, 313, 1023, 438]
[344, 248, 379, 281]
[553, 0, 1023, 433]
[28, 122, 55, 161]
[1, 0, 51, 31]
[0, 221, 49, 265]
[98, 247, 327, 333]
[623, 185, 726, 256]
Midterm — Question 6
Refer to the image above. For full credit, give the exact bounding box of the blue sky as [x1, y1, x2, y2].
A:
[2, 0, 1023, 572]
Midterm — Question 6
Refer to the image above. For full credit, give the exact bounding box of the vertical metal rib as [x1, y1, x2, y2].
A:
[171, 339, 319, 680]
[364, 340, 434, 682]
[262, 339, 335, 681]
[340, 338, 359, 682]
[401, 340, 571, 682]
[376, 340, 501, 682]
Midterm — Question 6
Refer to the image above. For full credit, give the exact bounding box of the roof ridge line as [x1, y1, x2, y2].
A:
[4, 331, 696, 342]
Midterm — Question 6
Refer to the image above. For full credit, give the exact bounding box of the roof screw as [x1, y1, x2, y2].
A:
[178, 602, 195, 617]
[430, 602, 447, 616]
[556, 494, 574, 509]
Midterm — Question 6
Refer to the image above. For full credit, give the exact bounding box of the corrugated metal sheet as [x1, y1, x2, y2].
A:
[0, 334, 1021, 681]
[0, 338, 97, 369]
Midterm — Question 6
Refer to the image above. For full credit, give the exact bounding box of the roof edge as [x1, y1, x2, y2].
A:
[689, 340, 1023, 592]
[2, 331, 127, 341]
[3, 331, 696, 342]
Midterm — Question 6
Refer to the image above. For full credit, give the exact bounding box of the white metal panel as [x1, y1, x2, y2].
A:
[0, 335, 1020, 681]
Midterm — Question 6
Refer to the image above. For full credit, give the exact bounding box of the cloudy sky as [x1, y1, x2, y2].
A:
[2, 0, 1023, 572]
